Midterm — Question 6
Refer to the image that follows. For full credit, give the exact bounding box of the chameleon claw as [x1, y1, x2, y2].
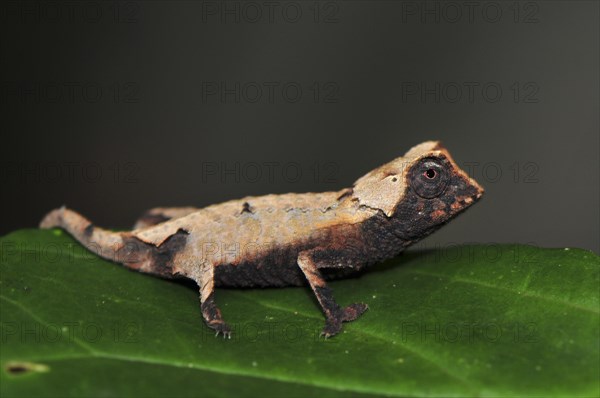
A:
[214, 331, 232, 339]
[320, 318, 342, 338]
[211, 323, 232, 339]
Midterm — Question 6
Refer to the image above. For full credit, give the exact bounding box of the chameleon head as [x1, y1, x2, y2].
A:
[403, 141, 484, 220]
[352, 140, 484, 237]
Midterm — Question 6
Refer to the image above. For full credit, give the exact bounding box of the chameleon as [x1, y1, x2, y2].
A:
[40, 141, 484, 338]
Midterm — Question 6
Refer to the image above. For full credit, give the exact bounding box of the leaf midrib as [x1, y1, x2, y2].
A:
[407, 270, 599, 314]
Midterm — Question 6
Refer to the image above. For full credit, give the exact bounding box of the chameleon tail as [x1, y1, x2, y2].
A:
[40, 206, 126, 263]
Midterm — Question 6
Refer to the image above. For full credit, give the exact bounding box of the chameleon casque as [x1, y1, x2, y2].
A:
[40, 141, 484, 338]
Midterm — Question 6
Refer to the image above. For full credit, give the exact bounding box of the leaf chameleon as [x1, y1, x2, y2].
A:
[40, 141, 484, 338]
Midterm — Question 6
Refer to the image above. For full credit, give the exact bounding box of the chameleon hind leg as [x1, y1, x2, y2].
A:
[193, 261, 232, 338]
[297, 251, 369, 338]
[133, 207, 200, 229]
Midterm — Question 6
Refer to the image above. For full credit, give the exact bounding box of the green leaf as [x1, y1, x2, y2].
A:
[1, 229, 598, 398]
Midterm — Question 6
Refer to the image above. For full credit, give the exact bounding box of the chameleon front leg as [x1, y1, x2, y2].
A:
[195, 261, 232, 338]
[297, 251, 368, 338]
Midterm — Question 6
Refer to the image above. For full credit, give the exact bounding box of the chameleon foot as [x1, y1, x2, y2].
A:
[320, 303, 369, 338]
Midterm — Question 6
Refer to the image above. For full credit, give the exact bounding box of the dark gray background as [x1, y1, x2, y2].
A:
[1, 1, 598, 253]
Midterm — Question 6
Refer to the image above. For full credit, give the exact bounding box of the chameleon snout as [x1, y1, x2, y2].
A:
[473, 181, 484, 200]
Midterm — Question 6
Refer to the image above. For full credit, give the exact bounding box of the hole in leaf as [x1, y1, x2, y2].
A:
[5, 362, 49, 376]
[7, 365, 28, 375]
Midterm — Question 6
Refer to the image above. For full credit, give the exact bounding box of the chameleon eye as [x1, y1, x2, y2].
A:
[424, 169, 436, 179]
[410, 158, 449, 199]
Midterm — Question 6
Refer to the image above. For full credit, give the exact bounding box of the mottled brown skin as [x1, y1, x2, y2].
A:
[40, 141, 484, 338]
